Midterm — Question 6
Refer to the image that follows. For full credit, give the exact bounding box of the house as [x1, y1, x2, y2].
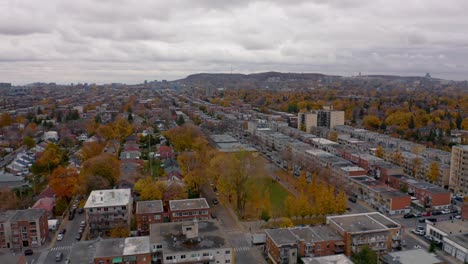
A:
[84, 189, 133, 237]
[168, 198, 210, 222]
[157, 146, 174, 159]
[149, 220, 233, 264]
[136, 200, 164, 235]
[0, 209, 49, 249]
[326, 212, 403, 256]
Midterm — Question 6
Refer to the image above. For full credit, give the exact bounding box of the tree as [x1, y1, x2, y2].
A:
[411, 157, 422, 178]
[0, 187, 21, 212]
[163, 124, 203, 152]
[110, 224, 130, 238]
[49, 166, 79, 202]
[393, 150, 403, 166]
[296, 193, 311, 220]
[284, 195, 296, 218]
[0, 113, 13, 127]
[176, 115, 185, 126]
[79, 142, 105, 161]
[328, 131, 338, 142]
[298, 171, 308, 192]
[22, 136, 35, 149]
[363, 115, 381, 130]
[81, 153, 120, 187]
[427, 161, 439, 183]
[352, 246, 378, 264]
[32, 143, 64, 174]
[375, 146, 384, 158]
[335, 189, 348, 214]
[134, 177, 166, 201]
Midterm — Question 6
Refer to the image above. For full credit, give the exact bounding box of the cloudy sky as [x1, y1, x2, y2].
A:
[1, 0, 468, 84]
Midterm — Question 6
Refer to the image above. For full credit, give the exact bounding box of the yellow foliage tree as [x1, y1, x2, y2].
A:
[427, 162, 439, 183]
[375, 146, 384, 158]
[335, 189, 348, 214]
[134, 177, 166, 201]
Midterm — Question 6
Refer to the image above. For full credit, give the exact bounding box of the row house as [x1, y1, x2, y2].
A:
[0, 209, 49, 249]
[387, 175, 451, 209]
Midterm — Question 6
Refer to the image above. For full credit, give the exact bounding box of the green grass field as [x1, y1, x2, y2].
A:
[257, 176, 290, 215]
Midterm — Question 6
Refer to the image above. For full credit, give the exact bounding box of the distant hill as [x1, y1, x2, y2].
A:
[172, 71, 444, 89]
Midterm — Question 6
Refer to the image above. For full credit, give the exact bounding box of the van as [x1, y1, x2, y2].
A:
[348, 197, 357, 203]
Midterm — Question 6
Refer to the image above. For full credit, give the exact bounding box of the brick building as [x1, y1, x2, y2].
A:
[136, 200, 164, 235]
[265, 226, 344, 264]
[327, 212, 403, 256]
[94, 237, 151, 264]
[0, 209, 49, 249]
[168, 198, 210, 222]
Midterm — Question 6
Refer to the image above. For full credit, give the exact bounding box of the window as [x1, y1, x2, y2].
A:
[225, 260, 231, 263]
[155, 215, 161, 220]
[166, 256, 173, 260]
[181, 255, 186, 259]
[122, 206, 126, 210]
[225, 250, 231, 255]
[156, 244, 163, 249]
[203, 252, 209, 256]
[186, 227, 192, 231]
[104, 208, 108, 211]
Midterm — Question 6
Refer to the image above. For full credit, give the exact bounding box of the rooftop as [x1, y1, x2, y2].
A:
[84, 189, 132, 209]
[446, 233, 468, 249]
[150, 220, 230, 253]
[169, 198, 209, 211]
[265, 228, 298, 247]
[123, 236, 151, 256]
[69, 240, 97, 264]
[429, 220, 468, 236]
[136, 200, 163, 214]
[10, 208, 46, 221]
[302, 254, 353, 264]
[381, 249, 442, 264]
[327, 212, 400, 233]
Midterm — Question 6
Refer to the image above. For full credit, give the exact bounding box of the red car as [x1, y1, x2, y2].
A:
[422, 212, 432, 216]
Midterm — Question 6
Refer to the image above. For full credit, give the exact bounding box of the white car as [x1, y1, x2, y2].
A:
[57, 234, 64, 241]
[412, 229, 424, 236]
[441, 209, 451, 214]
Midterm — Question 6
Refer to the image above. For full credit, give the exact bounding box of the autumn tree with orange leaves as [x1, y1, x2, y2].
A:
[49, 166, 79, 202]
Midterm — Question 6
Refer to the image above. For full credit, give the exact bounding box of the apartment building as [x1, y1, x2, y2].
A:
[327, 212, 403, 256]
[298, 109, 345, 132]
[0, 209, 49, 249]
[84, 189, 133, 236]
[450, 145, 468, 195]
[149, 220, 233, 264]
[136, 200, 164, 235]
[168, 198, 210, 222]
[265, 226, 344, 264]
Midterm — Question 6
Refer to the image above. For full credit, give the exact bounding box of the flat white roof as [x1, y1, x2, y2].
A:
[84, 189, 131, 208]
[123, 236, 150, 256]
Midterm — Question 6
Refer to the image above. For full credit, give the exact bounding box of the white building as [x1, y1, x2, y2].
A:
[150, 220, 233, 264]
[84, 189, 133, 236]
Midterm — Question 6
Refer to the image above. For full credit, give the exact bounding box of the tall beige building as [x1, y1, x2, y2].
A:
[298, 108, 345, 132]
[450, 145, 468, 195]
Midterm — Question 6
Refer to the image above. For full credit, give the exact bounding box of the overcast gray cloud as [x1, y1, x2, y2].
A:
[1, 0, 468, 84]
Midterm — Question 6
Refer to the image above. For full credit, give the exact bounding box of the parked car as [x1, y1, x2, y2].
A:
[24, 249, 34, 255]
[416, 226, 425, 233]
[77, 208, 84, 214]
[55, 252, 63, 262]
[212, 198, 219, 205]
[454, 215, 462, 219]
[441, 209, 451, 214]
[75, 233, 82, 241]
[59, 229, 66, 235]
[424, 234, 433, 241]
[432, 210, 442, 215]
[348, 197, 357, 203]
[411, 229, 424, 235]
[80, 221, 86, 227]
[403, 213, 415, 218]
[57, 234, 64, 241]
[422, 211, 431, 216]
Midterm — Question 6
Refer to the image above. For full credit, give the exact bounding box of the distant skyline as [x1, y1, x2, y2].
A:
[1, 0, 468, 84]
